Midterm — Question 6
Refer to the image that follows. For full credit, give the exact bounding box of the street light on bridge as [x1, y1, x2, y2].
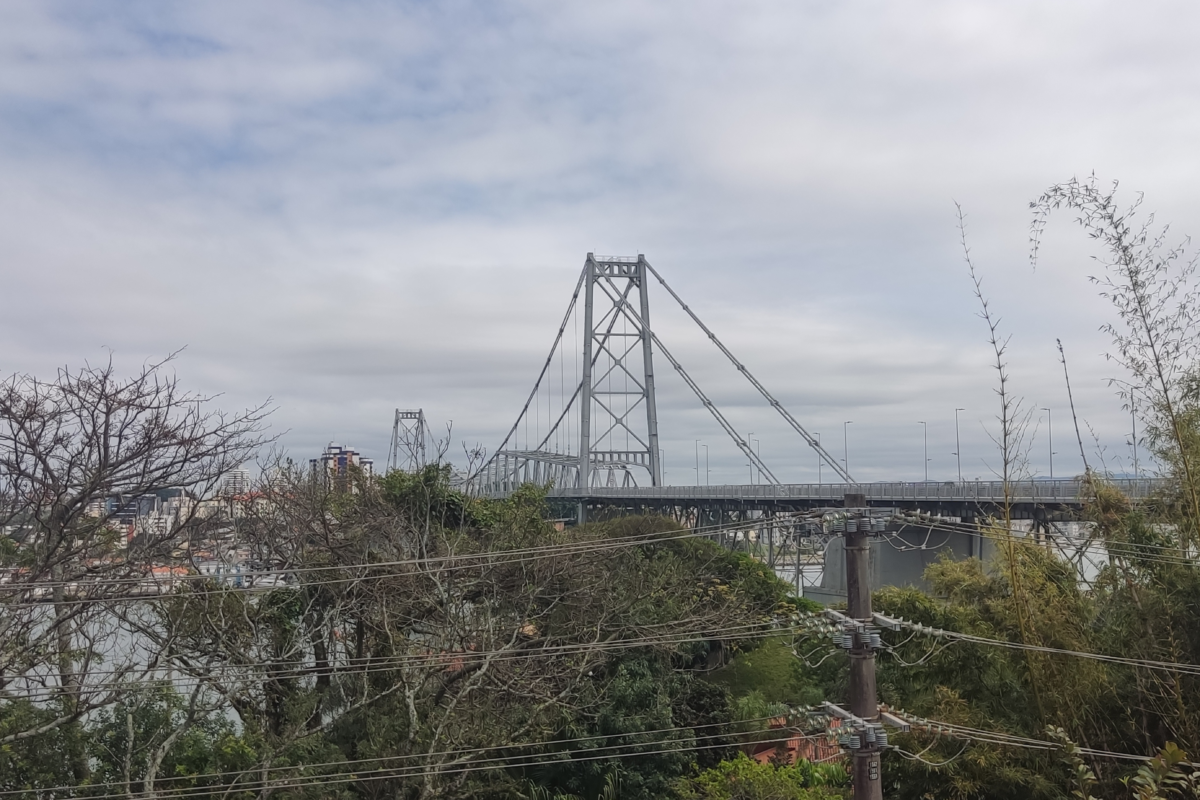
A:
[747, 432, 755, 484]
[917, 421, 929, 482]
[1041, 407, 1055, 480]
[953, 408, 964, 482]
[843, 421, 853, 477]
[815, 432, 822, 484]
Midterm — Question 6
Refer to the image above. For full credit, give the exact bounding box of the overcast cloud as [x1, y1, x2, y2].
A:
[3, 1, 1197, 484]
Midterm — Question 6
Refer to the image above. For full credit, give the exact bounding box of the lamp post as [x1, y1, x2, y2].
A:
[694, 440, 700, 487]
[843, 421, 853, 477]
[953, 408, 964, 482]
[660, 448, 666, 484]
[1131, 390, 1139, 478]
[753, 438, 761, 485]
[747, 432, 755, 484]
[815, 432, 822, 484]
[1041, 408, 1055, 480]
[917, 421, 928, 482]
[703, 444, 710, 486]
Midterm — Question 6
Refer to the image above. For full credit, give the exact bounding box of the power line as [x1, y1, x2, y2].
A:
[887, 512, 1200, 570]
[894, 713, 1162, 764]
[880, 613, 1200, 677]
[0, 513, 820, 604]
[0, 727, 823, 800]
[2, 622, 799, 699]
[0, 715, 793, 798]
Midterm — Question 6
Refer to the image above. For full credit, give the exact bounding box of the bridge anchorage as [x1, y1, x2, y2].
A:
[470, 253, 849, 507]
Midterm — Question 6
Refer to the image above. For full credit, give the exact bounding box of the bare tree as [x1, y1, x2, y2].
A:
[0, 355, 271, 778]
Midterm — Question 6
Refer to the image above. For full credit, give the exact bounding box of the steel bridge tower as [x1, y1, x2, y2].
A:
[579, 254, 661, 488]
[471, 251, 850, 499]
[388, 409, 428, 473]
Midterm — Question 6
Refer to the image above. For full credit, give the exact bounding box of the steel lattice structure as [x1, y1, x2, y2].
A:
[388, 409, 428, 473]
[471, 253, 850, 498]
[578, 255, 661, 488]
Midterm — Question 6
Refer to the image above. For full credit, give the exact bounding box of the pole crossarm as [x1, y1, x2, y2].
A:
[643, 261, 854, 483]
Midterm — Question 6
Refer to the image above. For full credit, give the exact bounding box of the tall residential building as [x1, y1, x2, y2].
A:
[311, 443, 375, 484]
[223, 469, 251, 497]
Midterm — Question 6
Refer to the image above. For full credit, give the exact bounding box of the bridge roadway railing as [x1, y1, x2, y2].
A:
[543, 478, 1164, 505]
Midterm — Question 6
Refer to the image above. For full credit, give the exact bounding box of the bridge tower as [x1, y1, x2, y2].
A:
[388, 409, 428, 473]
[579, 254, 661, 488]
[473, 251, 846, 500]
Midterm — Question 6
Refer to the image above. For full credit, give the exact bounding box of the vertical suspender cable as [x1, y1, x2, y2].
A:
[469, 267, 587, 481]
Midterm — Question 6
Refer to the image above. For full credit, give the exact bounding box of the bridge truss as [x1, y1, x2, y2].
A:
[471, 253, 850, 498]
[388, 409, 428, 473]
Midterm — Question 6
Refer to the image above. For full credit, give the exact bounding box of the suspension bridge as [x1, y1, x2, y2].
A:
[392, 253, 1159, 524]
[386, 253, 1163, 600]
[443, 253, 1157, 521]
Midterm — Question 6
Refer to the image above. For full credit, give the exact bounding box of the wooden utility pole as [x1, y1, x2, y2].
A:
[844, 494, 883, 800]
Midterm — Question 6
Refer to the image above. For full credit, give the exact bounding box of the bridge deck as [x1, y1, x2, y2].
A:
[531, 478, 1164, 520]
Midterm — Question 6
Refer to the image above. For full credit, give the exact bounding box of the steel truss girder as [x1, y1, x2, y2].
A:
[474, 449, 647, 497]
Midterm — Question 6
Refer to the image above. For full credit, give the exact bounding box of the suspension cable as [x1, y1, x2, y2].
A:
[643, 260, 853, 482]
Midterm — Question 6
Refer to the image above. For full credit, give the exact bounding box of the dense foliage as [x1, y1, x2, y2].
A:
[1, 455, 843, 799]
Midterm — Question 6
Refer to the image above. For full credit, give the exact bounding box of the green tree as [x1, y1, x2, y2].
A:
[146, 461, 796, 800]
[87, 685, 257, 798]
[674, 753, 845, 800]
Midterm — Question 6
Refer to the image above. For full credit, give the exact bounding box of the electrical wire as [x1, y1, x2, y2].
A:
[881, 637, 958, 668]
[892, 510, 1189, 558]
[881, 529, 953, 552]
[899, 715, 1159, 763]
[0, 512, 819, 604]
[0, 714, 792, 799]
[890, 741, 970, 767]
[1, 622, 800, 700]
[884, 616, 1200, 676]
[889, 513, 1200, 571]
[20, 730, 820, 800]
[17, 503, 1195, 786]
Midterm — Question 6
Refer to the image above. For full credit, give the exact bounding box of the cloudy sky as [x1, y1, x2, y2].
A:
[3, 1, 1197, 484]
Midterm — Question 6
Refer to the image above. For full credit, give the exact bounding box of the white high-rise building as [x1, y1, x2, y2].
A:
[223, 469, 251, 496]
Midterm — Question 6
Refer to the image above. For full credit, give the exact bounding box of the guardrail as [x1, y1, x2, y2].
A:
[544, 478, 1165, 504]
